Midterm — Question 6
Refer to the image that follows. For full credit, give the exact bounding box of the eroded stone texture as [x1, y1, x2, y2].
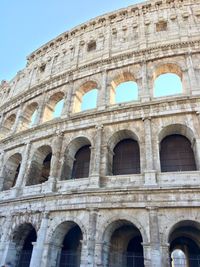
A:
[0, 0, 200, 266]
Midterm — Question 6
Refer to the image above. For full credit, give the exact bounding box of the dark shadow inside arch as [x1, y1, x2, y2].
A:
[2, 153, 22, 191]
[160, 134, 196, 172]
[26, 145, 52, 186]
[12, 223, 37, 267]
[71, 145, 91, 179]
[105, 221, 144, 267]
[59, 225, 83, 267]
[61, 137, 91, 180]
[112, 139, 140, 175]
[169, 221, 200, 267]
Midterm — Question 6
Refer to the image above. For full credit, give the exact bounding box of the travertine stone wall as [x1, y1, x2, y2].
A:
[1, 0, 200, 266]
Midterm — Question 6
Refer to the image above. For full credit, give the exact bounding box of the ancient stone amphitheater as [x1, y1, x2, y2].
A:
[1, 0, 200, 266]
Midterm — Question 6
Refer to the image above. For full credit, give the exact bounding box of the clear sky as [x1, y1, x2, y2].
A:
[1, 0, 143, 82]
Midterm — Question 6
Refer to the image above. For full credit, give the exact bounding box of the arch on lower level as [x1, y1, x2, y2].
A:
[168, 220, 200, 267]
[5, 223, 37, 267]
[46, 221, 83, 267]
[102, 219, 145, 267]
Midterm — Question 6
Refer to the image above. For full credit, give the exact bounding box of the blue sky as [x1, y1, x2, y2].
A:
[1, 0, 143, 81]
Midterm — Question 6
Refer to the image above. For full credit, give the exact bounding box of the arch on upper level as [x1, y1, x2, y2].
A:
[0, 113, 16, 138]
[1, 152, 22, 191]
[43, 91, 64, 122]
[72, 81, 98, 113]
[109, 72, 139, 104]
[61, 136, 92, 179]
[158, 124, 197, 172]
[152, 63, 183, 97]
[18, 102, 39, 131]
[26, 145, 52, 186]
[107, 129, 141, 175]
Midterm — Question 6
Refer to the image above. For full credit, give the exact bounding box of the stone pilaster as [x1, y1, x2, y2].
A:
[0, 216, 13, 266]
[29, 212, 49, 267]
[0, 150, 5, 191]
[143, 118, 157, 186]
[160, 243, 170, 267]
[61, 81, 74, 118]
[33, 95, 46, 126]
[12, 104, 23, 133]
[192, 136, 200, 170]
[13, 142, 31, 196]
[186, 52, 199, 95]
[48, 133, 64, 191]
[140, 60, 151, 102]
[148, 207, 162, 267]
[83, 209, 98, 267]
[97, 70, 107, 110]
[89, 124, 103, 188]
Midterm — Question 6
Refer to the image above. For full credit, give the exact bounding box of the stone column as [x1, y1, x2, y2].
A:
[11, 104, 24, 133]
[0, 149, 5, 191]
[0, 216, 14, 265]
[29, 212, 49, 267]
[186, 52, 199, 95]
[61, 82, 74, 118]
[148, 207, 162, 267]
[140, 61, 151, 102]
[97, 70, 107, 110]
[94, 242, 104, 267]
[0, 113, 4, 128]
[143, 118, 157, 186]
[160, 243, 170, 267]
[11, 142, 31, 197]
[32, 95, 46, 126]
[85, 209, 98, 267]
[48, 133, 64, 191]
[89, 125, 103, 188]
[192, 136, 200, 171]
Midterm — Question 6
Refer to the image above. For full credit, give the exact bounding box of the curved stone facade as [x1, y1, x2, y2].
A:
[1, 0, 200, 266]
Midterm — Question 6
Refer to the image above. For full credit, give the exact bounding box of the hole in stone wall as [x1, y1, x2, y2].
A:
[87, 41, 96, 52]
[156, 21, 167, 32]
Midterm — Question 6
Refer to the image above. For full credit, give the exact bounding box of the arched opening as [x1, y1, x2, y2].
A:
[19, 102, 38, 131]
[103, 220, 144, 267]
[73, 81, 98, 113]
[71, 145, 91, 178]
[2, 153, 22, 191]
[61, 137, 91, 180]
[160, 134, 196, 172]
[169, 221, 200, 267]
[59, 225, 82, 267]
[81, 89, 98, 111]
[112, 139, 140, 175]
[26, 145, 52, 186]
[171, 249, 187, 267]
[47, 221, 83, 267]
[110, 72, 138, 104]
[153, 64, 183, 97]
[43, 92, 64, 122]
[11, 223, 37, 267]
[1, 114, 16, 137]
